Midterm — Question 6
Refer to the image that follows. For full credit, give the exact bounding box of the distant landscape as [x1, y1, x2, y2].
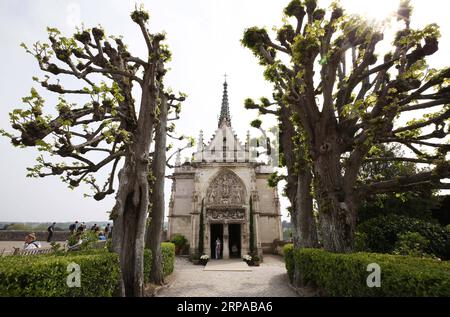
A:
[0, 221, 169, 231]
[0, 221, 112, 231]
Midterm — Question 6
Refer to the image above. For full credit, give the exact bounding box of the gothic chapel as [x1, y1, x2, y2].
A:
[167, 79, 283, 259]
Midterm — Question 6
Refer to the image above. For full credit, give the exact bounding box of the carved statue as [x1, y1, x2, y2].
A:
[222, 175, 230, 197]
[232, 187, 241, 203]
[209, 185, 217, 203]
[206, 170, 245, 206]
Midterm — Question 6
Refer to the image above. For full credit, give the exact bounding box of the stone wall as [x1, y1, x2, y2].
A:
[168, 217, 192, 243]
[258, 216, 282, 244]
[260, 239, 291, 256]
[0, 230, 71, 241]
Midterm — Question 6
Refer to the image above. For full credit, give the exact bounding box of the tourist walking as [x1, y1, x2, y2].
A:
[69, 221, 78, 234]
[47, 222, 56, 242]
[104, 223, 111, 238]
[77, 222, 85, 233]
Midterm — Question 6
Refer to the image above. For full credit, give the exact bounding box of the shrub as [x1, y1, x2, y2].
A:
[283, 244, 294, 282]
[67, 233, 79, 247]
[432, 195, 450, 226]
[0, 243, 176, 296]
[170, 234, 187, 247]
[170, 234, 188, 255]
[0, 250, 120, 297]
[357, 214, 450, 260]
[143, 242, 175, 283]
[354, 232, 368, 252]
[161, 242, 175, 276]
[293, 248, 450, 297]
[67, 231, 99, 250]
[357, 191, 437, 224]
[393, 232, 433, 258]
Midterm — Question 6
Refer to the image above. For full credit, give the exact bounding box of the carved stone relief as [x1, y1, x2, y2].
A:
[206, 170, 246, 205]
[206, 209, 245, 221]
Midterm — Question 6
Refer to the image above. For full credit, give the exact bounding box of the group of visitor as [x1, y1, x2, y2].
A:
[22, 222, 112, 250]
[68, 221, 111, 242]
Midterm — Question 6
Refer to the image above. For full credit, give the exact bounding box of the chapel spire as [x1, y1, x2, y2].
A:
[218, 74, 231, 127]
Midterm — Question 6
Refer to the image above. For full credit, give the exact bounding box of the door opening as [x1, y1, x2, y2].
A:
[228, 224, 241, 258]
[210, 224, 223, 259]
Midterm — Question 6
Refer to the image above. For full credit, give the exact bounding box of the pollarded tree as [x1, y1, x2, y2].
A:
[357, 144, 438, 223]
[242, 0, 450, 252]
[145, 91, 193, 285]
[1, 7, 172, 296]
[246, 95, 318, 288]
[245, 96, 318, 250]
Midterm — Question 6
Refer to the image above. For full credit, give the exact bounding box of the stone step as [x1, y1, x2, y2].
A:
[203, 259, 252, 272]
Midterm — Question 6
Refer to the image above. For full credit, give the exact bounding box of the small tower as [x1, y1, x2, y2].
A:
[196, 130, 204, 162]
[245, 130, 251, 163]
[197, 130, 204, 152]
[175, 149, 181, 167]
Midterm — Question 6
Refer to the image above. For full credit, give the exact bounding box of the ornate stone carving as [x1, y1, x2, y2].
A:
[192, 192, 199, 202]
[206, 170, 246, 205]
[207, 209, 245, 221]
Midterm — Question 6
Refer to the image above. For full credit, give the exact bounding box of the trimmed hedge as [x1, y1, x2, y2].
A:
[0, 242, 176, 297]
[283, 244, 295, 282]
[161, 242, 175, 276]
[288, 248, 450, 297]
[143, 242, 176, 283]
[0, 250, 119, 297]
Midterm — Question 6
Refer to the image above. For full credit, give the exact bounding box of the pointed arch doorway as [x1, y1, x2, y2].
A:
[204, 169, 248, 260]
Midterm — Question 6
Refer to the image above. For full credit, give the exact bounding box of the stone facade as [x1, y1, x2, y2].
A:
[168, 80, 282, 259]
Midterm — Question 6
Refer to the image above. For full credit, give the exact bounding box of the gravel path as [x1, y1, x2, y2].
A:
[157, 255, 299, 297]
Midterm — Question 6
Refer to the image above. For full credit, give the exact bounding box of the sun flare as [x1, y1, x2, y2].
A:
[338, 0, 400, 22]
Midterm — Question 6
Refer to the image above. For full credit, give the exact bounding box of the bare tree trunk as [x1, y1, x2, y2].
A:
[290, 170, 319, 288]
[280, 106, 318, 249]
[295, 170, 318, 248]
[112, 68, 158, 297]
[112, 163, 149, 297]
[313, 140, 356, 253]
[280, 106, 318, 287]
[145, 93, 168, 285]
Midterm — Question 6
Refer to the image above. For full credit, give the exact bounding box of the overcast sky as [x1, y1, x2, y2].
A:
[1, 0, 449, 223]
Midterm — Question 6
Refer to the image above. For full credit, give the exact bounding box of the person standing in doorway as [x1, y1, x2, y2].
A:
[47, 222, 56, 242]
[215, 238, 221, 260]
